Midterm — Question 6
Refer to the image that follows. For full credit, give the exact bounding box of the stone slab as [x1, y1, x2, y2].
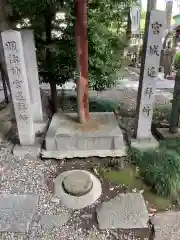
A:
[41, 147, 126, 160]
[97, 193, 149, 230]
[0, 195, 38, 233]
[152, 211, 180, 240]
[131, 136, 159, 151]
[45, 111, 125, 157]
[21, 30, 43, 122]
[156, 128, 180, 139]
[40, 214, 70, 229]
[1, 30, 35, 145]
[13, 144, 41, 157]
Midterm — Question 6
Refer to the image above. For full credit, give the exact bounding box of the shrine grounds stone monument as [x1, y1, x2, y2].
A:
[1, 30, 48, 155]
[1, 30, 35, 146]
[132, 10, 165, 150]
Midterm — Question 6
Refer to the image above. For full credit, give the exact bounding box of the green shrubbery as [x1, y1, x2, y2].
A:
[174, 52, 180, 70]
[128, 138, 180, 198]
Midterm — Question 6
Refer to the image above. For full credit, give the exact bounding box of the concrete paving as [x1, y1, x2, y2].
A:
[97, 193, 149, 230]
[0, 195, 38, 233]
[152, 211, 180, 240]
[40, 214, 70, 229]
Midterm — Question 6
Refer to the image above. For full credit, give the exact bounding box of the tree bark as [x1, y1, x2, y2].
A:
[126, 8, 132, 41]
[159, 1, 173, 70]
[45, 13, 58, 114]
[0, 0, 11, 103]
[169, 70, 180, 133]
[75, 0, 89, 123]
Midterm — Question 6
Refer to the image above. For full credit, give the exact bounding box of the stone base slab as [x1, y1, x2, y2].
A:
[131, 135, 159, 151]
[13, 144, 41, 158]
[97, 193, 149, 230]
[152, 211, 180, 240]
[0, 195, 38, 233]
[44, 111, 125, 158]
[156, 128, 180, 139]
[41, 148, 126, 160]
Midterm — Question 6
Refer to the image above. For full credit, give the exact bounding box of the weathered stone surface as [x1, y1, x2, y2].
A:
[45, 112, 125, 158]
[40, 214, 70, 229]
[63, 171, 93, 196]
[152, 211, 180, 240]
[131, 136, 159, 151]
[21, 29, 43, 122]
[135, 11, 165, 139]
[1, 30, 35, 145]
[54, 170, 102, 209]
[0, 195, 38, 233]
[97, 193, 149, 230]
[13, 144, 41, 157]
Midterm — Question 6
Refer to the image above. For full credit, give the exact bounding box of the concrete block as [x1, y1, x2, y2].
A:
[45, 112, 65, 151]
[13, 144, 41, 157]
[152, 211, 180, 240]
[44, 111, 126, 158]
[97, 193, 149, 230]
[131, 136, 159, 151]
[156, 128, 180, 139]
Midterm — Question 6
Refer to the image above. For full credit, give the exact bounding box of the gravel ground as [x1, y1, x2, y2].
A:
[0, 139, 150, 240]
[0, 86, 168, 239]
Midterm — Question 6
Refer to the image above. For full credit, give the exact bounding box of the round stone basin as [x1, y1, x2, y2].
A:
[62, 171, 93, 196]
[54, 170, 102, 209]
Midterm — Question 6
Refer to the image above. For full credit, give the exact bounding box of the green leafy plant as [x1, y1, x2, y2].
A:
[174, 52, 180, 70]
[128, 141, 180, 198]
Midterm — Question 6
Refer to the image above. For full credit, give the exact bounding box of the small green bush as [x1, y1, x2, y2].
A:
[153, 104, 171, 123]
[174, 52, 180, 70]
[89, 98, 119, 112]
[144, 150, 180, 198]
[160, 138, 180, 155]
[128, 142, 180, 198]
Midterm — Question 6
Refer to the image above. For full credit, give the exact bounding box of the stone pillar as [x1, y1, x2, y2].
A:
[21, 29, 43, 122]
[135, 10, 165, 139]
[1, 30, 35, 145]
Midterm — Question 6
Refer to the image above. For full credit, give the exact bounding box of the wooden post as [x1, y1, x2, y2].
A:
[75, 0, 89, 123]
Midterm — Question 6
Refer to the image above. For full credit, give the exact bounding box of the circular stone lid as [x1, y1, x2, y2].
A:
[62, 171, 93, 196]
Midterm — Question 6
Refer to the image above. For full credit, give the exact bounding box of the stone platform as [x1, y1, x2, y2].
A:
[43, 111, 126, 159]
[156, 128, 180, 139]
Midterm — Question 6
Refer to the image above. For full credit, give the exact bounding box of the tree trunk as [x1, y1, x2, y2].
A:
[169, 70, 180, 133]
[159, 1, 173, 70]
[75, 0, 89, 123]
[0, 0, 11, 103]
[126, 8, 132, 41]
[45, 14, 58, 114]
